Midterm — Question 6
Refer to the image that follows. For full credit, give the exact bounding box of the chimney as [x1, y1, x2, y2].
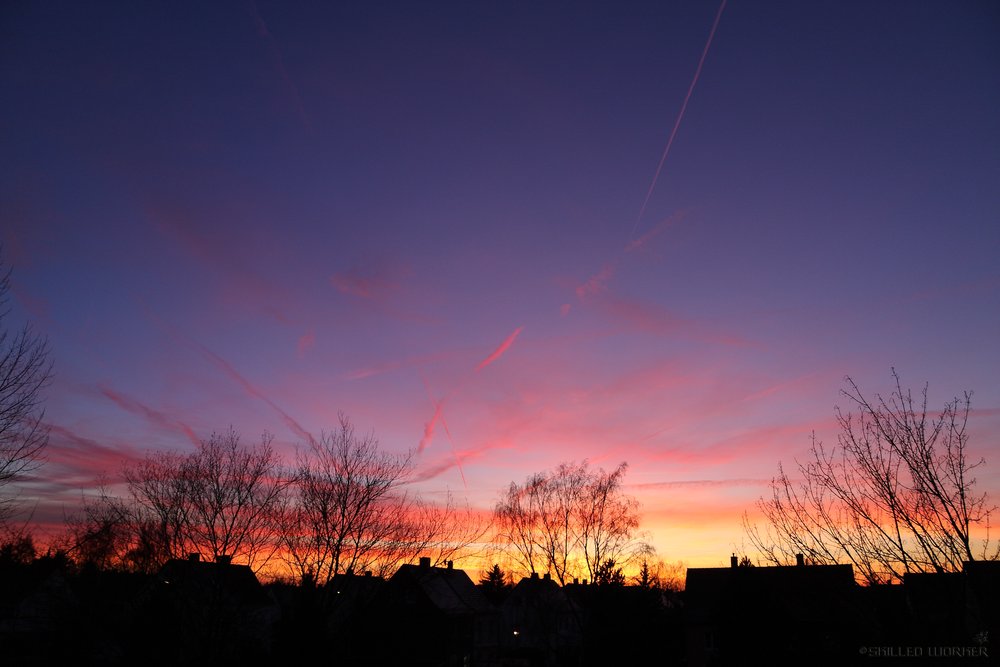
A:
[543, 573, 550, 581]
[419, 556, 431, 569]
[574, 578, 579, 585]
[531, 572, 539, 580]
[796, 553, 805, 567]
[216, 554, 232, 566]
[364, 571, 372, 577]
[447, 560, 454, 570]
[187, 553, 200, 562]
[731, 554, 738, 568]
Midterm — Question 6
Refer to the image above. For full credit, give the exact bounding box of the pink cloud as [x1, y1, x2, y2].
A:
[625, 210, 688, 253]
[739, 373, 822, 404]
[147, 205, 296, 324]
[638, 417, 838, 467]
[343, 349, 458, 381]
[410, 441, 501, 484]
[297, 327, 315, 356]
[575, 263, 616, 301]
[418, 401, 444, 454]
[44, 423, 145, 485]
[99, 384, 200, 446]
[631, 478, 771, 491]
[560, 303, 572, 317]
[596, 294, 746, 345]
[475, 326, 524, 372]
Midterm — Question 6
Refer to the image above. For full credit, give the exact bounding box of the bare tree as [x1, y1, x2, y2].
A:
[537, 461, 587, 585]
[68, 486, 176, 574]
[283, 414, 413, 584]
[746, 371, 997, 584]
[579, 462, 649, 581]
[494, 473, 546, 577]
[0, 255, 52, 522]
[284, 415, 486, 583]
[66, 487, 137, 570]
[122, 428, 288, 572]
[182, 429, 287, 569]
[379, 491, 488, 577]
[494, 460, 650, 584]
[123, 450, 191, 562]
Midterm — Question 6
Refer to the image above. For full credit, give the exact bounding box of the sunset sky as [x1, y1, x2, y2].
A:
[2, 0, 998, 568]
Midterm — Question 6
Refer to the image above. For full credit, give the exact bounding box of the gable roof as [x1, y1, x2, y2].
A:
[390, 563, 494, 616]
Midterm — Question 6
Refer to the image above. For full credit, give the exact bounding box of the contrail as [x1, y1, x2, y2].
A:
[630, 0, 727, 240]
[248, 0, 312, 132]
[99, 384, 200, 446]
[475, 326, 524, 372]
[418, 372, 468, 490]
[199, 343, 317, 445]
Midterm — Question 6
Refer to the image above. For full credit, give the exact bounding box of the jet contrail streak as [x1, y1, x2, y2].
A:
[630, 0, 727, 240]
[418, 372, 468, 490]
[475, 326, 524, 372]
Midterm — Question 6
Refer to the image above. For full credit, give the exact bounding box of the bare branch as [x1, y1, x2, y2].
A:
[746, 372, 996, 584]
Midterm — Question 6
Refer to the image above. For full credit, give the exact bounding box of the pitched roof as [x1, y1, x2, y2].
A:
[390, 563, 494, 616]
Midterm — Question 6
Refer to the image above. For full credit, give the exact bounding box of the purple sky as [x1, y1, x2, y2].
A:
[2, 0, 999, 566]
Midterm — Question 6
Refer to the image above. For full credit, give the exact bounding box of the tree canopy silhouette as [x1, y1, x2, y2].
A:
[0, 252, 51, 524]
[282, 413, 484, 583]
[494, 460, 650, 584]
[745, 371, 997, 584]
[70, 428, 288, 573]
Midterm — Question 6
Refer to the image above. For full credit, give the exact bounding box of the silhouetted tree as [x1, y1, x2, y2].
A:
[579, 462, 647, 581]
[0, 252, 51, 523]
[635, 559, 655, 588]
[67, 485, 173, 573]
[379, 491, 487, 577]
[282, 414, 412, 584]
[0, 524, 36, 565]
[632, 557, 686, 591]
[746, 371, 998, 584]
[479, 563, 511, 603]
[594, 558, 625, 586]
[66, 487, 135, 570]
[122, 428, 287, 572]
[283, 414, 483, 583]
[494, 460, 650, 584]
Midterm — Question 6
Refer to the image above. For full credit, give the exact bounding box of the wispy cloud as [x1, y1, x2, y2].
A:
[148, 205, 295, 324]
[99, 384, 200, 446]
[596, 295, 745, 345]
[475, 326, 524, 372]
[631, 478, 770, 491]
[297, 327, 315, 356]
[198, 343, 316, 445]
[44, 423, 144, 485]
[575, 264, 615, 301]
[343, 349, 458, 381]
[248, 0, 312, 132]
[575, 211, 687, 303]
[330, 267, 398, 300]
[410, 441, 501, 484]
[625, 210, 689, 253]
[418, 401, 444, 454]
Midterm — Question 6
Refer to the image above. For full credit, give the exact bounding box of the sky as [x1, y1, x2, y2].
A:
[2, 0, 999, 568]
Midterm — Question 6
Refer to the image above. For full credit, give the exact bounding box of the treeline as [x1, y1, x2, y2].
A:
[3, 415, 651, 584]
